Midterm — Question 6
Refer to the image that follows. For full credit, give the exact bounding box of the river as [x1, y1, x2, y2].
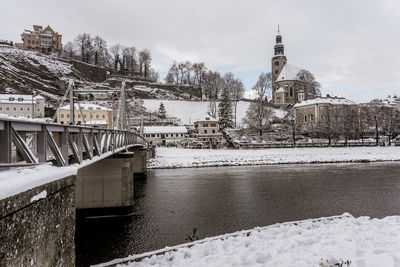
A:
[75, 162, 400, 266]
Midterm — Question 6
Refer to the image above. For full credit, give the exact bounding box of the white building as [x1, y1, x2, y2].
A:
[143, 126, 188, 146]
[0, 94, 45, 118]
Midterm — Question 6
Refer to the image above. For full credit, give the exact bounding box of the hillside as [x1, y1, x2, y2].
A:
[0, 45, 201, 108]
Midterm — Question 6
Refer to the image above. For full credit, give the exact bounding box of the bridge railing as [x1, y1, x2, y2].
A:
[0, 118, 148, 169]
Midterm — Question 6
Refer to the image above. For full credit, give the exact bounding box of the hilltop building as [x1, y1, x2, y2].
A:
[271, 30, 316, 105]
[0, 94, 45, 118]
[17, 25, 62, 53]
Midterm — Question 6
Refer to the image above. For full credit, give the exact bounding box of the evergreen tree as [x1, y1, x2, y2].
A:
[218, 87, 234, 130]
[157, 102, 167, 119]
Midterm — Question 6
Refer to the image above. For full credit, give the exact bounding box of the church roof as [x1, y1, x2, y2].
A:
[276, 64, 302, 82]
[276, 87, 285, 93]
[293, 97, 355, 108]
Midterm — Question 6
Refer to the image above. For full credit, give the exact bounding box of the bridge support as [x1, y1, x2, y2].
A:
[76, 152, 135, 211]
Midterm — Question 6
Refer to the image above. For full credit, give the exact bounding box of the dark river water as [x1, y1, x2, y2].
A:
[75, 162, 400, 266]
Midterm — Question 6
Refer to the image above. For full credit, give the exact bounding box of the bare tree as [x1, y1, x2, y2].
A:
[138, 49, 151, 77]
[368, 100, 385, 145]
[92, 35, 108, 66]
[296, 69, 321, 99]
[287, 109, 301, 146]
[338, 104, 359, 146]
[242, 101, 272, 136]
[109, 44, 122, 71]
[253, 72, 272, 102]
[75, 33, 92, 63]
[317, 105, 340, 146]
[231, 78, 244, 127]
[62, 41, 75, 60]
[381, 106, 400, 145]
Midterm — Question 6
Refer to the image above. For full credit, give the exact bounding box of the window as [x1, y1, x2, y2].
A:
[203, 123, 208, 127]
[27, 107, 30, 111]
[6, 107, 9, 111]
[61, 114, 64, 118]
[84, 114, 87, 118]
[151, 134, 155, 137]
[311, 114, 314, 121]
[88, 107, 93, 110]
[37, 108, 40, 112]
[181, 134, 184, 137]
[18, 98, 23, 101]
[102, 114, 105, 119]
[304, 115, 307, 122]
[204, 130, 208, 134]
[90, 114, 93, 118]
[157, 134, 160, 137]
[20, 107, 23, 111]
[275, 69, 279, 75]
[274, 61, 279, 66]
[13, 107, 16, 111]
[0, 107, 2, 111]
[212, 130, 215, 133]
[96, 114, 99, 119]
[96, 107, 101, 110]
[289, 87, 293, 97]
[28, 40, 31, 44]
[67, 114, 69, 118]
[78, 114, 81, 118]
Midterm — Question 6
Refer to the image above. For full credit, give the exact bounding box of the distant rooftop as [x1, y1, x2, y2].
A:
[294, 96, 355, 108]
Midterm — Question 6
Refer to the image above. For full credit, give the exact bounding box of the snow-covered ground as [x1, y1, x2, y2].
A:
[148, 146, 400, 168]
[97, 213, 400, 267]
[142, 100, 287, 126]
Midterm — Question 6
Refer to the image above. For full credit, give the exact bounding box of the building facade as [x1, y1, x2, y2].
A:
[193, 117, 223, 143]
[57, 103, 112, 128]
[293, 96, 355, 125]
[143, 126, 188, 146]
[0, 94, 45, 118]
[18, 25, 62, 53]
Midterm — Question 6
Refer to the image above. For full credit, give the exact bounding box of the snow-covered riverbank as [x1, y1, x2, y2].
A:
[97, 213, 400, 267]
[147, 146, 400, 169]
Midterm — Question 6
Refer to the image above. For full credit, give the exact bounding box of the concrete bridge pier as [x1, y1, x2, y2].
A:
[75, 152, 136, 214]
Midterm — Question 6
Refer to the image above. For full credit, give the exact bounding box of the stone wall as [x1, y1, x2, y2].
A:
[0, 175, 76, 266]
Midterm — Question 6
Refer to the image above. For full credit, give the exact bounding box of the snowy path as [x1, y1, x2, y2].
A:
[147, 146, 400, 169]
[96, 214, 400, 267]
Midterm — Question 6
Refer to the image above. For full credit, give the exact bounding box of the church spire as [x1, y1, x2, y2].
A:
[274, 26, 284, 56]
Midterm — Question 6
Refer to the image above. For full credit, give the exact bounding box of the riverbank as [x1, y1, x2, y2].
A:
[97, 213, 400, 267]
[147, 146, 400, 169]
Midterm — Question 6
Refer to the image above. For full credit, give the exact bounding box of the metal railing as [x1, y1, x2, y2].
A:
[0, 118, 148, 169]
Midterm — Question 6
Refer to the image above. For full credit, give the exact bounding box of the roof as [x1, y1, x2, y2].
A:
[194, 117, 219, 123]
[59, 103, 112, 111]
[294, 97, 355, 108]
[276, 64, 302, 82]
[0, 94, 44, 104]
[276, 87, 285, 93]
[143, 126, 188, 134]
[82, 120, 108, 125]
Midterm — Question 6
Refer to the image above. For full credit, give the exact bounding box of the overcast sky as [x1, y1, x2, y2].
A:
[2, 0, 400, 102]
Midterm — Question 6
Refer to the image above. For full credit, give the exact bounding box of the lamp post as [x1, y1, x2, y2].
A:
[31, 90, 35, 118]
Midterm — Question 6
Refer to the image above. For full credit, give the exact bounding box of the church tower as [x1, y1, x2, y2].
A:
[271, 27, 287, 85]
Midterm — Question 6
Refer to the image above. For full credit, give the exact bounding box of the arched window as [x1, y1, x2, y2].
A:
[304, 115, 307, 122]
[289, 87, 293, 97]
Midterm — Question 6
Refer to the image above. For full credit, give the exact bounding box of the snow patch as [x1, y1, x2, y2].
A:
[30, 190, 47, 202]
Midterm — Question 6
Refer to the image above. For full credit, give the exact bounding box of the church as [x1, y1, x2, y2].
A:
[271, 30, 308, 105]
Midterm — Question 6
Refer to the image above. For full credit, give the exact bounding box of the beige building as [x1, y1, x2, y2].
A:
[18, 25, 62, 53]
[57, 103, 112, 128]
[0, 94, 45, 118]
[143, 126, 188, 146]
[293, 96, 355, 125]
[193, 117, 223, 143]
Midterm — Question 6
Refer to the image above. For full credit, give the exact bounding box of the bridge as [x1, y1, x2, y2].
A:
[0, 118, 154, 266]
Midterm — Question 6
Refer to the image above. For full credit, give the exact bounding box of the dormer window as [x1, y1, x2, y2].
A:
[9, 97, 14, 101]
[18, 97, 23, 101]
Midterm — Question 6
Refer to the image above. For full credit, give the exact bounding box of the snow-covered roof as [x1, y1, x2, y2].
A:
[143, 126, 188, 134]
[294, 97, 355, 108]
[59, 103, 112, 111]
[276, 64, 302, 82]
[0, 94, 45, 104]
[194, 117, 219, 123]
[276, 87, 285, 93]
[82, 120, 108, 125]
